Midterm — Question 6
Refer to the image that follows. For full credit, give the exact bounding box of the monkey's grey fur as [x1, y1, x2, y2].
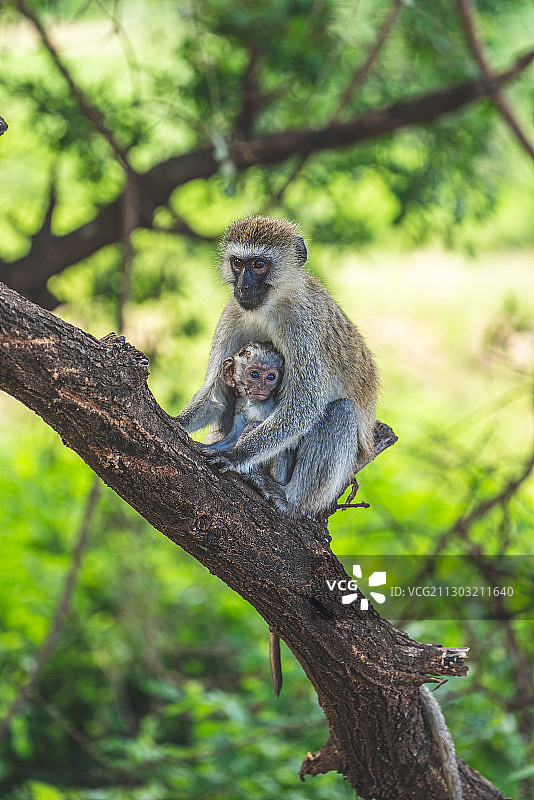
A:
[176, 216, 378, 517]
[208, 342, 282, 452]
[420, 685, 463, 800]
[206, 341, 295, 488]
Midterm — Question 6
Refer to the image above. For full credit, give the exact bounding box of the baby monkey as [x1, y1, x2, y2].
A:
[205, 342, 294, 495]
[210, 342, 283, 452]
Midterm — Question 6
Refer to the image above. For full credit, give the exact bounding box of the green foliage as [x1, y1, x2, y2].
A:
[0, 2, 533, 799]
[0, 421, 354, 800]
[0, 0, 532, 258]
[1, 250, 533, 798]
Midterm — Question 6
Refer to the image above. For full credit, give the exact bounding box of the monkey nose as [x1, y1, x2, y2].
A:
[239, 268, 253, 290]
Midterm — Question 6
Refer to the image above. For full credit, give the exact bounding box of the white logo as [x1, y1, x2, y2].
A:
[326, 564, 387, 610]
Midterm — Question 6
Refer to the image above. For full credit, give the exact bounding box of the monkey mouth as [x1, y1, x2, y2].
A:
[236, 296, 261, 310]
[235, 288, 267, 310]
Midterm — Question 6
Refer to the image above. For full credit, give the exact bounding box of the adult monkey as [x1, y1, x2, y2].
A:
[177, 218, 463, 797]
[176, 215, 378, 517]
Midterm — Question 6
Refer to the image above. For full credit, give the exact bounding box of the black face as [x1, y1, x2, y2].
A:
[230, 256, 271, 310]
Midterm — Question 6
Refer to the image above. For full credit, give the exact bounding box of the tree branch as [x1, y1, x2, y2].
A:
[16, 0, 133, 172]
[0, 281, 508, 799]
[456, 0, 534, 160]
[334, 0, 404, 119]
[1, 48, 532, 308]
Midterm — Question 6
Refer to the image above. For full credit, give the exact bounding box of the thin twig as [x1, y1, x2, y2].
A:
[337, 499, 371, 510]
[262, 155, 307, 212]
[403, 441, 534, 602]
[92, 0, 143, 104]
[189, 0, 224, 131]
[16, 0, 134, 172]
[334, 0, 404, 119]
[309, 0, 362, 104]
[15, 0, 144, 326]
[117, 174, 139, 332]
[0, 479, 100, 742]
[446, 445, 534, 547]
[456, 0, 534, 160]
[263, 0, 404, 211]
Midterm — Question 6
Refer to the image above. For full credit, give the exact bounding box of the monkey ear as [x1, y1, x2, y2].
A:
[222, 357, 236, 387]
[296, 236, 308, 266]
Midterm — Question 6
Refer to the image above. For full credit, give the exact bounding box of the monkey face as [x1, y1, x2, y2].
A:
[221, 217, 309, 304]
[244, 363, 281, 401]
[230, 255, 271, 310]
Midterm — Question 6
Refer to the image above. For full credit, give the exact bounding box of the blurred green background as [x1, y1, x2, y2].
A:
[0, 1, 533, 798]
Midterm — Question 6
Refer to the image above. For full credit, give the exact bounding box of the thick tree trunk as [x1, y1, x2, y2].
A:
[0, 282, 507, 799]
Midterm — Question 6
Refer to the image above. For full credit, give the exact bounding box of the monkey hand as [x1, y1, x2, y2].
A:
[200, 447, 244, 473]
[174, 412, 188, 430]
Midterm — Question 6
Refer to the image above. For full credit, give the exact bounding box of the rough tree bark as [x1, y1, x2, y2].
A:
[0, 281, 508, 800]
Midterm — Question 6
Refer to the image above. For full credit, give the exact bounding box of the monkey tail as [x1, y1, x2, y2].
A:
[269, 629, 283, 698]
[420, 685, 463, 800]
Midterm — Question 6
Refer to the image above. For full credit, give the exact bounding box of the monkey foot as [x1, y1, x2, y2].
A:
[245, 471, 290, 513]
[201, 447, 290, 513]
[201, 449, 239, 472]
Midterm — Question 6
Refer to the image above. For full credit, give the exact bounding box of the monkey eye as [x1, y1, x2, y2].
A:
[266, 372, 277, 382]
[252, 258, 268, 274]
[249, 370, 260, 379]
[231, 257, 243, 272]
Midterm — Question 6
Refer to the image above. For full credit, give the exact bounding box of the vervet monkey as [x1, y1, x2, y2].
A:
[212, 342, 283, 451]
[176, 215, 378, 517]
[176, 217, 461, 795]
[209, 342, 281, 448]
[206, 342, 295, 490]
